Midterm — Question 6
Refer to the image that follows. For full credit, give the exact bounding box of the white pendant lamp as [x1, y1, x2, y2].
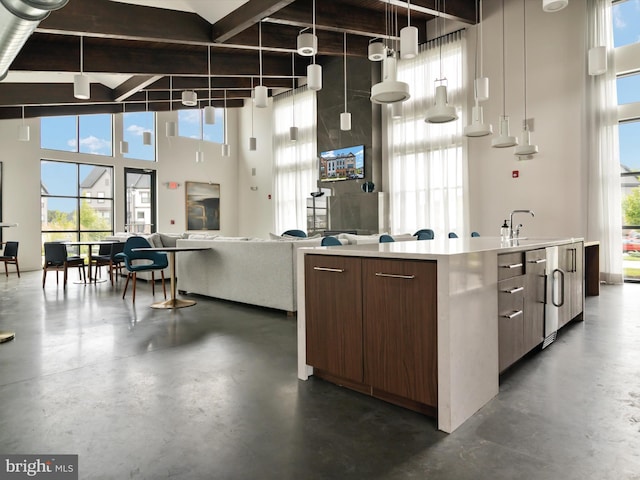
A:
[181, 90, 197, 106]
[542, 0, 568, 12]
[514, 0, 538, 158]
[166, 76, 177, 137]
[400, 0, 418, 59]
[425, 1, 457, 124]
[249, 78, 257, 151]
[18, 106, 30, 142]
[143, 91, 152, 145]
[390, 101, 403, 119]
[255, 21, 269, 107]
[588, 46, 607, 76]
[222, 89, 230, 156]
[297, 29, 317, 56]
[204, 46, 216, 124]
[464, 0, 492, 137]
[120, 103, 129, 154]
[74, 36, 90, 100]
[492, 0, 517, 148]
[290, 53, 298, 142]
[371, 53, 410, 104]
[307, 0, 322, 91]
[340, 32, 351, 131]
[368, 39, 386, 61]
[196, 101, 205, 163]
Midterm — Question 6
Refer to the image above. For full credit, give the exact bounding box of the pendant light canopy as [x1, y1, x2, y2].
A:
[74, 36, 90, 100]
[542, 0, 568, 12]
[222, 89, 230, 156]
[166, 76, 177, 137]
[400, 0, 418, 59]
[307, 0, 322, 91]
[255, 21, 269, 107]
[514, 0, 538, 158]
[340, 32, 351, 131]
[18, 105, 29, 142]
[425, 0, 457, 123]
[491, 0, 517, 148]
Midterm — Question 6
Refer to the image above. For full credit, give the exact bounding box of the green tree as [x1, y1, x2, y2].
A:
[78, 199, 110, 231]
[623, 187, 640, 225]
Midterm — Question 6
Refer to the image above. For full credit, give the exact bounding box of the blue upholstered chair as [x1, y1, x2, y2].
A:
[448, 232, 459, 238]
[471, 231, 480, 237]
[282, 229, 307, 238]
[414, 229, 435, 240]
[115, 236, 167, 303]
[379, 234, 395, 243]
[321, 236, 342, 246]
[0, 241, 20, 277]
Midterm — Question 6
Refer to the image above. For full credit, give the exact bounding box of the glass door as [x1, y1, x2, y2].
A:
[124, 168, 156, 234]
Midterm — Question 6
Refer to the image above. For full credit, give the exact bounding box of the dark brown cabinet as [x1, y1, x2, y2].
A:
[304, 255, 438, 412]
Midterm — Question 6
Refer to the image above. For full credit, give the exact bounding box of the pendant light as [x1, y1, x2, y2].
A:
[255, 21, 269, 108]
[400, 0, 418, 59]
[74, 36, 90, 100]
[166, 76, 177, 137]
[196, 101, 204, 163]
[588, 46, 606, 76]
[368, 38, 386, 61]
[181, 90, 197, 106]
[390, 101, 403, 119]
[120, 103, 129, 154]
[222, 89, 230, 156]
[425, 0, 457, 123]
[290, 53, 298, 142]
[143, 91, 152, 145]
[514, 0, 538, 158]
[491, 0, 517, 148]
[17, 106, 30, 141]
[542, 0, 568, 12]
[340, 32, 351, 131]
[464, 0, 492, 137]
[307, 0, 322, 91]
[249, 77, 257, 150]
[204, 45, 216, 123]
[297, 26, 317, 56]
[371, 0, 409, 104]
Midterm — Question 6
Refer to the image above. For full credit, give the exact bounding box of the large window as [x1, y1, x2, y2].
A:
[124, 168, 156, 234]
[178, 108, 224, 143]
[612, 0, 640, 47]
[41, 114, 113, 156]
[123, 111, 155, 161]
[41, 160, 114, 250]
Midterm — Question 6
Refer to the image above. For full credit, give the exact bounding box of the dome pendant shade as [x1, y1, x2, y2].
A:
[588, 46, 607, 75]
[400, 25, 418, 59]
[463, 105, 493, 137]
[142, 131, 152, 145]
[425, 85, 457, 123]
[340, 112, 351, 131]
[474, 77, 489, 102]
[542, 0, 568, 12]
[181, 90, 197, 106]
[166, 121, 177, 137]
[307, 63, 322, 91]
[249, 136, 257, 151]
[18, 124, 30, 142]
[254, 85, 268, 108]
[371, 56, 410, 104]
[514, 124, 539, 156]
[368, 41, 386, 61]
[204, 105, 216, 124]
[491, 115, 518, 147]
[296, 32, 317, 56]
[74, 74, 90, 100]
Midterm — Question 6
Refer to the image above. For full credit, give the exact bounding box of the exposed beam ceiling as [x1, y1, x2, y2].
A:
[0, 0, 477, 119]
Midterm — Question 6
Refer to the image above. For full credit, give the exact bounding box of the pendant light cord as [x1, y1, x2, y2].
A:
[343, 32, 347, 113]
[169, 75, 173, 111]
[501, 0, 506, 116]
[259, 21, 263, 83]
[223, 89, 227, 144]
[407, 0, 411, 26]
[208, 45, 212, 107]
[251, 77, 255, 136]
[522, 0, 527, 122]
[291, 52, 295, 126]
[79, 36, 84, 74]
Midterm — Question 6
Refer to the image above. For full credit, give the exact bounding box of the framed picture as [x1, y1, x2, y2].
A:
[185, 181, 220, 231]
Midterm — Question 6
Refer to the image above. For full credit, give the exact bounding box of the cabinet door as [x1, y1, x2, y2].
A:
[524, 249, 546, 353]
[498, 275, 525, 372]
[570, 242, 584, 320]
[305, 255, 363, 383]
[362, 258, 438, 407]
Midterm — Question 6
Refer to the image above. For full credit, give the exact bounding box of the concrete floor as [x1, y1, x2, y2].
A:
[0, 270, 639, 479]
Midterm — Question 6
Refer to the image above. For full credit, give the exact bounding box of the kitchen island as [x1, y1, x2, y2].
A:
[296, 237, 584, 433]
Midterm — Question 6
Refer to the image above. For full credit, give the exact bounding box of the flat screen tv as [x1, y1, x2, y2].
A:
[319, 145, 365, 182]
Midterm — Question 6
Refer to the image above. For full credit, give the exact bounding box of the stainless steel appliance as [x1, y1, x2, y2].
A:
[543, 246, 565, 348]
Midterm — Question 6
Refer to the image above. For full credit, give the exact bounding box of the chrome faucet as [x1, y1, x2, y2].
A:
[509, 210, 535, 239]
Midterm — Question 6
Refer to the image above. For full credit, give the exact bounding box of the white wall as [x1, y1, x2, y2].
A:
[467, 0, 588, 238]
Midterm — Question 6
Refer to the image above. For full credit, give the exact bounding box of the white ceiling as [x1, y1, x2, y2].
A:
[108, 0, 250, 24]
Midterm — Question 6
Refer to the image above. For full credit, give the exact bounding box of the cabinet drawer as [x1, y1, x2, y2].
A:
[498, 252, 525, 280]
[498, 275, 525, 317]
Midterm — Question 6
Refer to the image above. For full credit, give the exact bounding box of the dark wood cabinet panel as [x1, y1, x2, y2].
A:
[362, 258, 438, 406]
[524, 249, 546, 353]
[305, 255, 363, 383]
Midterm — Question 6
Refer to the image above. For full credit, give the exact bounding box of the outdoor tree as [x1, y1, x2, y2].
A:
[623, 187, 640, 225]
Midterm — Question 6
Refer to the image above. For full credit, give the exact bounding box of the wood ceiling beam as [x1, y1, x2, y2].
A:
[113, 75, 162, 102]
[212, 0, 297, 43]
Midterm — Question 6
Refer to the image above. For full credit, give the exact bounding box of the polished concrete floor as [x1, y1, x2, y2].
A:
[1, 270, 639, 479]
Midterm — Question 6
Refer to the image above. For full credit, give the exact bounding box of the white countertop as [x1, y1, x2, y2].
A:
[300, 236, 584, 260]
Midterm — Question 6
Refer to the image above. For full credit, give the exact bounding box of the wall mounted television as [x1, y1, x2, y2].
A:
[319, 145, 365, 182]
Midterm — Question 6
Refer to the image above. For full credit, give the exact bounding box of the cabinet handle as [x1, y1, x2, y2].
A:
[502, 310, 523, 319]
[502, 286, 524, 294]
[552, 268, 565, 307]
[528, 259, 546, 264]
[501, 263, 523, 269]
[375, 272, 415, 279]
[313, 267, 344, 273]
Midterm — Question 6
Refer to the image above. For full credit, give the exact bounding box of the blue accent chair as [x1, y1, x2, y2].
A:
[471, 231, 480, 237]
[321, 236, 342, 246]
[448, 232, 459, 238]
[115, 236, 168, 303]
[379, 234, 395, 243]
[414, 229, 435, 240]
[282, 229, 307, 238]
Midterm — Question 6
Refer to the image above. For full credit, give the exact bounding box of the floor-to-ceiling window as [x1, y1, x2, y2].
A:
[613, 0, 640, 280]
